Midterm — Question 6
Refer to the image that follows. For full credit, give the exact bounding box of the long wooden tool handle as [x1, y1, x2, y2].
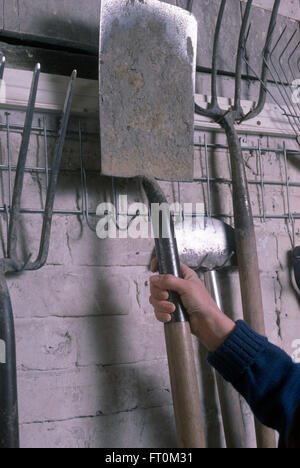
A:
[165, 322, 206, 448]
[222, 120, 276, 449]
[142, 178, 206, 448]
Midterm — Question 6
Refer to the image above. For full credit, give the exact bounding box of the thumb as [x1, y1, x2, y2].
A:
[150, 274, 191, 296]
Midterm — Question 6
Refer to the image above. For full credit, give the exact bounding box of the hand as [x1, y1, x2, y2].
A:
[149, 259, 236, 351]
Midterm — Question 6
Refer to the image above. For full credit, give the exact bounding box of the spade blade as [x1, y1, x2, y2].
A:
[99, 0, 198, 181]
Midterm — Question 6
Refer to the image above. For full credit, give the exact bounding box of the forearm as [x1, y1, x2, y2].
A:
[207, 320, 300, 446]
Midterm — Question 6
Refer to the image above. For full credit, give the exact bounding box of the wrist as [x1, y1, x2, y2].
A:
[190, 309, 236, 352]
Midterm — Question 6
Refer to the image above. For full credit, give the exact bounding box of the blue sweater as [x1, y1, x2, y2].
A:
[207, 320, 300, 448]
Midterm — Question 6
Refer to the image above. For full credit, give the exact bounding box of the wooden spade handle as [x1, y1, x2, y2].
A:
[165, 321, 206, 448]
[142, 178, 206, 448]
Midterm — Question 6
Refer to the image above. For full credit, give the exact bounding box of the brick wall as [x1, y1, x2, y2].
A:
[1, 108, 299, 447]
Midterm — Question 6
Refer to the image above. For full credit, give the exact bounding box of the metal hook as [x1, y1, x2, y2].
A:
[257, 138, 266, 223]
[215, 250, 235, 270]
[3, 204, 9, 258]
[282, 141, 296, 249]
[194, 253, 209, 272]
[290, 213, 296, 251]
[0, 56, 5, 80]
[79, 119, 96, 233]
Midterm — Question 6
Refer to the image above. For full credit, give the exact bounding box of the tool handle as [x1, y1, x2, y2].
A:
[292, 247, 300, 292]
[157, 231, 206, 448]
[165, 321, 206, 448]
[0, 273, 19, 448]
[222, 120, 276, 449]
[142, 178, 206, 448]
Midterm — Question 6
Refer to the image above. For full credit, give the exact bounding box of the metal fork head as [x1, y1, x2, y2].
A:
[195, 0, 281, 125]
[0, 63, 77, 274]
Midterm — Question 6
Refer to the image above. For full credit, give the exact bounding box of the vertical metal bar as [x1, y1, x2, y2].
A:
[5, 113, 12, 209]
[204, 133, 212, 217]
[43, 116, 49, 192]
[177, 182, 181, 207]
[283, 141, 292, 223]
[291, 213, 296, 250]
[176, 181, 184, 224]
[257, 139, 266, 222]
[79, 119, 85, 217]
[4, 205, 9, 259]
[283, 141, 295, 248]
[0, 56, 6, 80]
[79, 120, 96, 232]
[5, 113, 12, 255]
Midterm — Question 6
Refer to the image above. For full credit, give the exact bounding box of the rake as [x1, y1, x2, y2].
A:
[193, 0, 282, 448]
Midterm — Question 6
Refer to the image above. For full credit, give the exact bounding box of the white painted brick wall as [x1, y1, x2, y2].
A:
[0, 0, 299, 449]
[1, 97, 300, 448]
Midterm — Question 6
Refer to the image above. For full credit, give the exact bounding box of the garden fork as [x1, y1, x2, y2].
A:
[194, 0, 281, 448]
[0, 62, 76, 448]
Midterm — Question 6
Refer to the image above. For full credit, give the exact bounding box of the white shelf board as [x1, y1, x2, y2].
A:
[0, 67, 298, 140]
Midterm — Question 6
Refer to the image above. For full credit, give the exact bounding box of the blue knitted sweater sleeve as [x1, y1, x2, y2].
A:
[207, 320, 300, 447]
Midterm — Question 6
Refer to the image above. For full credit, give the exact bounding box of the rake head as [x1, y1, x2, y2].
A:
[195, 0, 282, 127]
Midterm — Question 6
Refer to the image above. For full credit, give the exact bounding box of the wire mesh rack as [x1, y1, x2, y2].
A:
[0, 109, 299, 249]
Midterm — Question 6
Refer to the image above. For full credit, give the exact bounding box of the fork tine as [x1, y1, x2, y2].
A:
[241, 0, 281, 122]
[234, 0, 253, 115]
[26, 70, 77, 271]
[6, 64, 41, 268]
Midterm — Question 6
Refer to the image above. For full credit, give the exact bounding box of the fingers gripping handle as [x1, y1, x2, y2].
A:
[142, 177, 188, 323]
[154, 223, 189, 323]
[156, 229, 206, 447]
[142, 177, 206, 448]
